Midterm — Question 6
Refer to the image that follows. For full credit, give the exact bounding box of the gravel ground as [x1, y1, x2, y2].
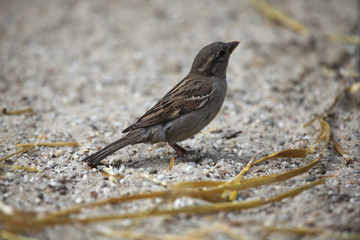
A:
[1, 1, 359, 239]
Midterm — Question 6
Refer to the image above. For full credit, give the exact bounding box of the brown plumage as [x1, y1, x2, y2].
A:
[84, 41, 240, 167]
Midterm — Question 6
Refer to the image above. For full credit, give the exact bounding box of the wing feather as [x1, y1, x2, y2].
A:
[122, 77, 213, 133]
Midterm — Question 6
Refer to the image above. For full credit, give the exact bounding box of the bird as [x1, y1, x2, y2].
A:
[83, 41, 240, 167]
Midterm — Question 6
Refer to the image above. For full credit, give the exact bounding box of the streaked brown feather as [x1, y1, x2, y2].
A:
[122, 77, 213, 133]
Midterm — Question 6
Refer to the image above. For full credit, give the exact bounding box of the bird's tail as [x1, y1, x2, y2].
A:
[83, 130, 145, 167]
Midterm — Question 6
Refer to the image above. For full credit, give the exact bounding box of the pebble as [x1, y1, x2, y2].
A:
[223, 147, 231, 153]
[187, 162, 196, 166]
[344, 135, 351, 141]
[103, 188, 110, 195]
[202, 169, 210, 175]
[57, 201, 67, 209]
[76, 119, 84, 124]
[54, 149, 64, 157]
[59, 188, 67, 195]
[173, 198, 196, 208]
[37, 166, 45, 171]
[216, 139, 223, 145]
[128, 150, 136, 156]
[332, 180, 339, 186]
[185, 166, 193, 172]
[157, 174, 165, 180]
[278, 213, 290, 222]
[90, 191, 98, 198]
[47, 160, 55, 168]
[44, 196, 54, 204]
[155, 148, 165, 153]
[306, 176, 317, 182]
[5, 172, 15, 180]
[118, 166, 126, 174]
[149, 169, 158, 174]
[330, 195, 339, 202]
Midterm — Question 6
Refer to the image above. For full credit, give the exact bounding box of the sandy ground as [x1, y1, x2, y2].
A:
[1, 0, 359, 239]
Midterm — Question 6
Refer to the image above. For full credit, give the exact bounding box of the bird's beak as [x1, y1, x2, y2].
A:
[227, 41, 241, 55]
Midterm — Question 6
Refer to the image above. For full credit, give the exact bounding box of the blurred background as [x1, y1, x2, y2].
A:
[1, 0, 358, 131]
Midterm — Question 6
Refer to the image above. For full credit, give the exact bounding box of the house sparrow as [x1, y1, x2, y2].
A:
[83, 41, 240, 167]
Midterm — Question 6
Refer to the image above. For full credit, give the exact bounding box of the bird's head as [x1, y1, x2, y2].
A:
[190, 41, 240, 77]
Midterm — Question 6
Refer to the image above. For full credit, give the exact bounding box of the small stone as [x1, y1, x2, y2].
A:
[157, 174, 165, 180]
[103, 188, 110, 195]
[56, 177, 67, 184]
[187, 162, 196, 166]
[281, 161, 289, 167]
[128, 150, 136, 156]
[5, 172, 15, 180]
[185, 165, 193, 172]
[54, 149, 64, 158]
[118, 166, 125, 174]
[44, 196, 54, 204]
[47, 160, 55, 168]
[37, 193, 44, 200]
[90, 191, 98, 198]
[48, 180, 59, 188]
[149, 169, 158, 174]
[306, 176, 317, 182]
[76, 119, 84, 124]
[155, 148, 165, 153]
[344, 135, 351, 141]
[59, 188, 67, 195]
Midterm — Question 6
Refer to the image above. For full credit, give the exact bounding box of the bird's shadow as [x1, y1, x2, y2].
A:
[109, 146, 251, 170]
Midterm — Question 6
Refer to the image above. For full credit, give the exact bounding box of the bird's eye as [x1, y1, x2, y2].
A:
[218, 50, 226, 57]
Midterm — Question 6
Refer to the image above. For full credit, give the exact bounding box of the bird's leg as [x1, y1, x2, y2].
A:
[169, 143, 187, 156]
[169, 143, 202, 162]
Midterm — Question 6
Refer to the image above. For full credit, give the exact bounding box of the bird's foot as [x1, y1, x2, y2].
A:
[170, 143, 203, 162]
[180, 149, 202, 162]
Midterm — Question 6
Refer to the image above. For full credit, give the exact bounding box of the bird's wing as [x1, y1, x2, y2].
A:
[122, 77, 213, 133]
